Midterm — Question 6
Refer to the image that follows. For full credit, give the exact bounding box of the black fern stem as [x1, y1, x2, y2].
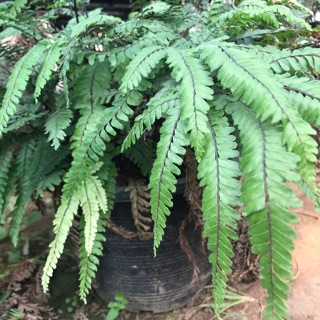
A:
[74, 0, 79, 24]
[208, 116, 221, 275]
[259, 119, 275, 313]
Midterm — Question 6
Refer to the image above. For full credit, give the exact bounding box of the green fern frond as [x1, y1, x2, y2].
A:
[68, 13, 118, 39]
[229, 0, 310, 30]
[3, 111, 47, 134]
[122, 88, 179, 150]
[73, 61, 112, 108]
[9, 0, 28, 16]
[279, 74, 320, 125]
[149, 108, 189, 254]
[14, 138, 36, 180]
[98, 157, 117, 217]
[10, 139, 70, 246]
[298, 179, 320, 213]
[0, 145, 14, 219]
[197, 109, 241, 316]
[45, 109, 73, 150]
[167, 48, 213, 160]
[71, 61, 111, 150]
[63, 91, 138, 199]
[0, 43, 46, 135]
[218, 0, 279, 30]
[202, 44, 317, 186]
[71, 106, 105, 152]
[109, 28, 176, 67]
[268, 47, 320, 74]
[120, 46, 168, 92]
[42, 194, 80, 292]
[227, 101, 301, 320]
[201, 43, 287, 123]
[123, 141, 155, 177]
[109, 37, 155, 67]
[35, 168, 64, 198]
[9, 139, 36, 246]
[34, 41, 62, 102]
[59, 50, 71, 109]
[79, 215, 106, 303]
[80, 176, 107, 255]
[268, 5, 311, 31]
[281, 109, 317, 188]
[202, 0, 230, 27]
[176, 4, 202, 34]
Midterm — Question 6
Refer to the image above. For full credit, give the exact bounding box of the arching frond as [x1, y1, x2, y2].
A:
[122, 88, 179, 150]
[120, 46, 168, 92]
[201, 43, 285, 123]
[167, 48, 213, 160]
[63, 91, 138, 199]
[35, 168, 64, 198]
[8, 0, 27, 16]
[98, 156, 117, 217]
[45, 109, 73, 150]
[149, 108, 189, 254]
[34, 41, 62, 102]
[79, 215, 106, 303]
[202, 43, 317, 188]
[227, 101, 301, 320]
[80, 176, 107, 255]
[197, 109, 241, 316]
[10, 139, 70, 246]
[42, 194, 80, 292]
[0, 43, 46, 135]
[73, 61, 112, 109]
[0, 144, 14, 219]
[268, 47, 320, 74]
[278, 74, 320, 125]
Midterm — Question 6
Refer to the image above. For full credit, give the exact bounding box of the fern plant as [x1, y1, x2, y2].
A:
[1, 0, 320, 319]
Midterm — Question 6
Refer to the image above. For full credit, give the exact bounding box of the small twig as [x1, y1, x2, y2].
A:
[295, 210, 319, 220]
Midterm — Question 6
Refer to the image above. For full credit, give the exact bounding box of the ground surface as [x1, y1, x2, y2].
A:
[0, 185, 320, 320]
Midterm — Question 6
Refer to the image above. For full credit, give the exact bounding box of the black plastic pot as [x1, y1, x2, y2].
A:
[96, 179, 212, 313]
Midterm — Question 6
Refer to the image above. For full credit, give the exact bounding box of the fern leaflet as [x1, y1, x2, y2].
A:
[227, 101, 301, 320]
[197, 109, 241, 316]
[0, 145, 14, 219]
[42, 194, 80, 292]
[149, 108, 189, 254]
[201, 43, 285, 123]
[0, 43, 46, 135]
[167, 48, 213, 160]
[9, 0, 27, 16]
[122, 88, 179, 151]
[120, 45, 168, 92]
[278, 74, 320, 125]
[268, 47, 320, 74]
[34, 41, 62, 102]
[80, 175, 107, 255]
[79, 215, 106, 303]
[10, 140, 70, 246]
[45, 109, 73, 150]
[63, 91, 138, 199]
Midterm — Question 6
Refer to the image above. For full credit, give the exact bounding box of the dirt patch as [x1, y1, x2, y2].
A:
[287, 186, 320, 320]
